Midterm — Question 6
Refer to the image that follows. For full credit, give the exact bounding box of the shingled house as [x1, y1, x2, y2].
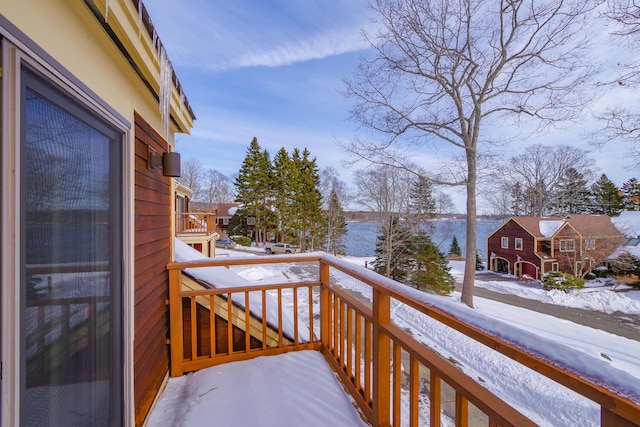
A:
[487, 215, 625, 279]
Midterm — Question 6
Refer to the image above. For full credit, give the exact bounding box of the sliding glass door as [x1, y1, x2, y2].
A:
[20, 67, 123, 426]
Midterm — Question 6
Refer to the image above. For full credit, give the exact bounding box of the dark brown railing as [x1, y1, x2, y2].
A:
[167, 255, 640, 427]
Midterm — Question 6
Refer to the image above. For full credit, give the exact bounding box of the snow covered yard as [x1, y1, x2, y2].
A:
[149, 249, 640, 426]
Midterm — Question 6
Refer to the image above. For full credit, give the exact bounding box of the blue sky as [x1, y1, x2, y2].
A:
[144, 1, 372, 186]
[144, 1, 637, 213]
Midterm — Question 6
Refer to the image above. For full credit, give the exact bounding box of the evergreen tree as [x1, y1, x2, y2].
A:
[448, 236, 462, 257]
[272, 147, 295, 242]
[234, 137, 274, 243]
[555, 167, 591, 215]
[373, 217, 412, 282]
[408, 232, 455, 295]
[409, 176, 436, 232]
[475, 252, 484, 270]
[325, 188, 347, 255]
[589, 174, 623, 216]
[288, 148, 324, 250]
[621, 178, 640, 211]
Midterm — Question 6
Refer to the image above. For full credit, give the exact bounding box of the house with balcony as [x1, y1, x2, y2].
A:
[175, 182, 218, 257]
[1, 2, 639, 427]
[487, 215, 625, 279]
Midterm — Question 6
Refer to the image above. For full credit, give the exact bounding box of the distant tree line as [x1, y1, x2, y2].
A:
[486, 144, 640, 217]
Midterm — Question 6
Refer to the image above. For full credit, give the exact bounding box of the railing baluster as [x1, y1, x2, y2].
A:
[355, 313, 362, 393]
[277, 288, 283, 347]
[393, 342, 402, 427]
[209, 295, 216, 357]
[244, 292, 251, 352]
[333, 294, 339, 358]
[430, 371, 441, 427]
[456, 391, 469, 427]
[227, 293, 233, 355]
[364, 319, 372, 405]
[293, 287, 299, 345]
[168, 268, 183, 376]
[339, 300, 346, 368]
[410, 355, 419, 427]
[261, 290, 267, 350]
[346, 306, 353, 377]
[372, 289, 391, 426]
[308, 285, 314, 341]
[190, 296, 197, 360]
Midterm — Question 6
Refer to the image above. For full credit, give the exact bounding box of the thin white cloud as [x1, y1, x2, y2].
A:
[210, 29, 369, 71]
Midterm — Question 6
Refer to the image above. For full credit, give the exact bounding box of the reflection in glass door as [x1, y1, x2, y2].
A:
[21, 67, 122, 426]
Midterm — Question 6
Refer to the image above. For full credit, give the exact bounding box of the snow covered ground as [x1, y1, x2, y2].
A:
[147, 248, 640, 427]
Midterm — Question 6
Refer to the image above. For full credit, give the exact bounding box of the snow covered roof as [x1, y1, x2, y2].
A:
[613, 211, 640, 238]
[509, 216, 562, 238]
[538, 220, 564, 237]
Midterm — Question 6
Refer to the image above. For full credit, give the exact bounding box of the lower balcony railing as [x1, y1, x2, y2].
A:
[167, 254, 640, 427]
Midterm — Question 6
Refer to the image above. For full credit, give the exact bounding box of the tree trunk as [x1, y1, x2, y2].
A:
[461, 150, 477, 308]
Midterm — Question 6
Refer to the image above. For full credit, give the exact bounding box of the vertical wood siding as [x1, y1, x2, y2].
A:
[133, 112, 171, 426]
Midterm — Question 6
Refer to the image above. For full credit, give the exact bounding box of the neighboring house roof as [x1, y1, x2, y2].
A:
[510, 216, 562, 238]
[492, 215, 623, 241]
[174, 181, 193, 197]
[563, 214, 624, 238]
[216, 202, 242, 217]
[613, 211, 640, 237]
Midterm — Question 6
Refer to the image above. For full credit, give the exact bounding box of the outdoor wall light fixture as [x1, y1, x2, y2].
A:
[148, 146, 181, 177]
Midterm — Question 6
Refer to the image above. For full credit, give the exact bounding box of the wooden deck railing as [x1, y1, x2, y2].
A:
[167, 254, 640, 427]
[175, 212, 217, 236]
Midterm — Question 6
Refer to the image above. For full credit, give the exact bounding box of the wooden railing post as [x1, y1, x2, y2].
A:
[319, 260, 331, 348]
[168, 267, 184, 377]
[372, 288, 391, 426]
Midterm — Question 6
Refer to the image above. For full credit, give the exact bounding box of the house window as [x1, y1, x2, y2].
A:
[247, 216, 256, 225]
[515, 238, 523, 250]
[501, 237, 508, 248]
[560, 239, 575, 252]
[552, 263, 559, 271]
[19, 66, 124, 425]
[585, 238, 595, 250]
[223, 217, 229, 225]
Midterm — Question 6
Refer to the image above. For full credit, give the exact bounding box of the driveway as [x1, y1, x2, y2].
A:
[458, 272, 640, 341]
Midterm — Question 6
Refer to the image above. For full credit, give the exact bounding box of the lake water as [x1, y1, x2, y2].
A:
[344, 218, 504, 262]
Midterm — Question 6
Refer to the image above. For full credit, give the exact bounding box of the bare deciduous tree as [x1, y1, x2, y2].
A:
[355, 164, 416, 277]
[179, 157, 204, 200]
[595, 0, 640, 164]
[345, 0, 598, 306]
[498, 144, 595, 216]
[202, 169, 234, 207]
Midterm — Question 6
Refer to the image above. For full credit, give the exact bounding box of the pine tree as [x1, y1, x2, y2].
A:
[287, 148, 324, 251]
[409, 176, 436, 233]
[448, 235, 462, 257]
[475, 252, 484, 270]
[555, 167, 590, 215]
[272, 147, 295, 242]
[408, 232, 455, 295]
[621, 178, 640, 211]
[373, 217, 412, 282]
[325, 188, 347, 255]
[589, 174, 623, 216]
[234, 137, 274, 243]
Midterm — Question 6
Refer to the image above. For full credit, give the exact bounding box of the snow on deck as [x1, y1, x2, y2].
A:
[146, 350, 369, 427]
